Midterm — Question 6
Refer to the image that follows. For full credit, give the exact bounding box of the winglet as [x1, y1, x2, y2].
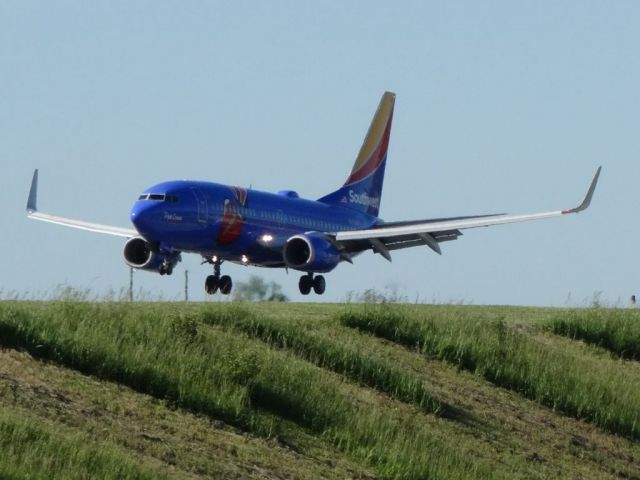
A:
[562, 166, 601, 214]
[27, 169, 39, 213]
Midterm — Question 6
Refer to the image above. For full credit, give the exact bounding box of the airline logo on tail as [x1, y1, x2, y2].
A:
[318, 91, 395, 217]
[344, 92, 394, 187]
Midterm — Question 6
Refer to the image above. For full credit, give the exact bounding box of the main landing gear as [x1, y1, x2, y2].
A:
[158, 260, 174, 276]
[204, 258, 232, 295]
[298, 273, 325, 295]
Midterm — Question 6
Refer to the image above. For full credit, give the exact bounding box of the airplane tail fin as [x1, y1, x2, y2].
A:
[318, 91, 395, 217]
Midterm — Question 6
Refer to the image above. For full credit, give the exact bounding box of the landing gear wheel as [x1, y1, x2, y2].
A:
[219, 275, 233, 295]
[159, 263, 174, 276]
[313, 275, 326, 295]
[299, 275, 312, 295]
[205, 275, 219, 295]
[204, 257, 232, 295]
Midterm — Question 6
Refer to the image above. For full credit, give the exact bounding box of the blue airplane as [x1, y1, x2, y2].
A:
[26, 92, 601, 296]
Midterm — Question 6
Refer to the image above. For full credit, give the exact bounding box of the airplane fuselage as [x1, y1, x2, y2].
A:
[130, 180, 379, 268]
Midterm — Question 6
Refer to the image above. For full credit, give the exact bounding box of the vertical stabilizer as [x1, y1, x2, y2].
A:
[318, 91, 395, 217]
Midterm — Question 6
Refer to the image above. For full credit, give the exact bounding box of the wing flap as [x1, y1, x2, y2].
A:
[336, 210, 564, 242]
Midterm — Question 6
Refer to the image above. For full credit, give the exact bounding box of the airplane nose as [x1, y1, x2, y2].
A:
[130, 201, 157, 237]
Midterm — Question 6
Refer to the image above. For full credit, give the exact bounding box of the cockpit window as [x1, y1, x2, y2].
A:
[137, 193, 180, 202]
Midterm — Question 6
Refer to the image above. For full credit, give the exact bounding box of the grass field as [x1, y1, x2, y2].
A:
[546, 308, 640, 360]
[0, 301, 639, 479]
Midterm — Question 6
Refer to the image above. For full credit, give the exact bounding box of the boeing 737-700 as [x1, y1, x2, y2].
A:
[26, 92, 601, 295]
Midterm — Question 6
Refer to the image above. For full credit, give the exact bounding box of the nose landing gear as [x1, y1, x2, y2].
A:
[298, 273, 325, 295]
[204, 257, 233, 295]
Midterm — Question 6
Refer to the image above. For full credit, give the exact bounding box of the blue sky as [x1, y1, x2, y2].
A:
[1, 1, 638, 305]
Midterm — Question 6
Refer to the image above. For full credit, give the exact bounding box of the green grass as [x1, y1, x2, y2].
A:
[199, 306, 451, 416]
[339, 304, 640, 441]
[2, 301, 640, 479]
[0, 347, 372, 480]
[0, 301, 490, 480]
[0, 408, 166, 480]
[547, 308, 640, 359]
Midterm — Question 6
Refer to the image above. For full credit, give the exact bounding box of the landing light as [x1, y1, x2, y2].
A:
[261, 234, 273, 243]
[241, 255, 249, 264]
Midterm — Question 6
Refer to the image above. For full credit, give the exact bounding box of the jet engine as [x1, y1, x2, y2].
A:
[283, 233, 340, 273]
[123, 237, 180, 275]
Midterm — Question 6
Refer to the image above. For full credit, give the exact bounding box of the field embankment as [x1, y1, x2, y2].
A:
[547, 308, 640, 360]
[339, 305, 640, 440]
[0, 301, 639, 479]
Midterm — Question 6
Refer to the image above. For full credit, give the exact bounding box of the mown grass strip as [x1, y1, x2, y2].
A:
[339, 305, 640, 441]
[0, 302, 493, 480]
[199, 308, 451, 417]
[0, 408, 166, 480]
[547, 308, 640, 360]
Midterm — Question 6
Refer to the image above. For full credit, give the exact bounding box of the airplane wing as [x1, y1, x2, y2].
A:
[333, 167, 601, 260]
[26, 169, 137, 238]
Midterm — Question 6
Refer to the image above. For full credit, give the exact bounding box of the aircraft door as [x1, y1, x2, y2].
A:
[191, 188, 208, 225]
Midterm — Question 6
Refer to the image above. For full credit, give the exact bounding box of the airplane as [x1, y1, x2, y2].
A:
[26, 92, 601, 296]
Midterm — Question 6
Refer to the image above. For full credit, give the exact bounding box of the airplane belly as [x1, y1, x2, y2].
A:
[198, 220, 288, 267]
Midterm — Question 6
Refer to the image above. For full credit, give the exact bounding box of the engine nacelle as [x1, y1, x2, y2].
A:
[123, 237, 180, 275]
[283, 233, 340, 273]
